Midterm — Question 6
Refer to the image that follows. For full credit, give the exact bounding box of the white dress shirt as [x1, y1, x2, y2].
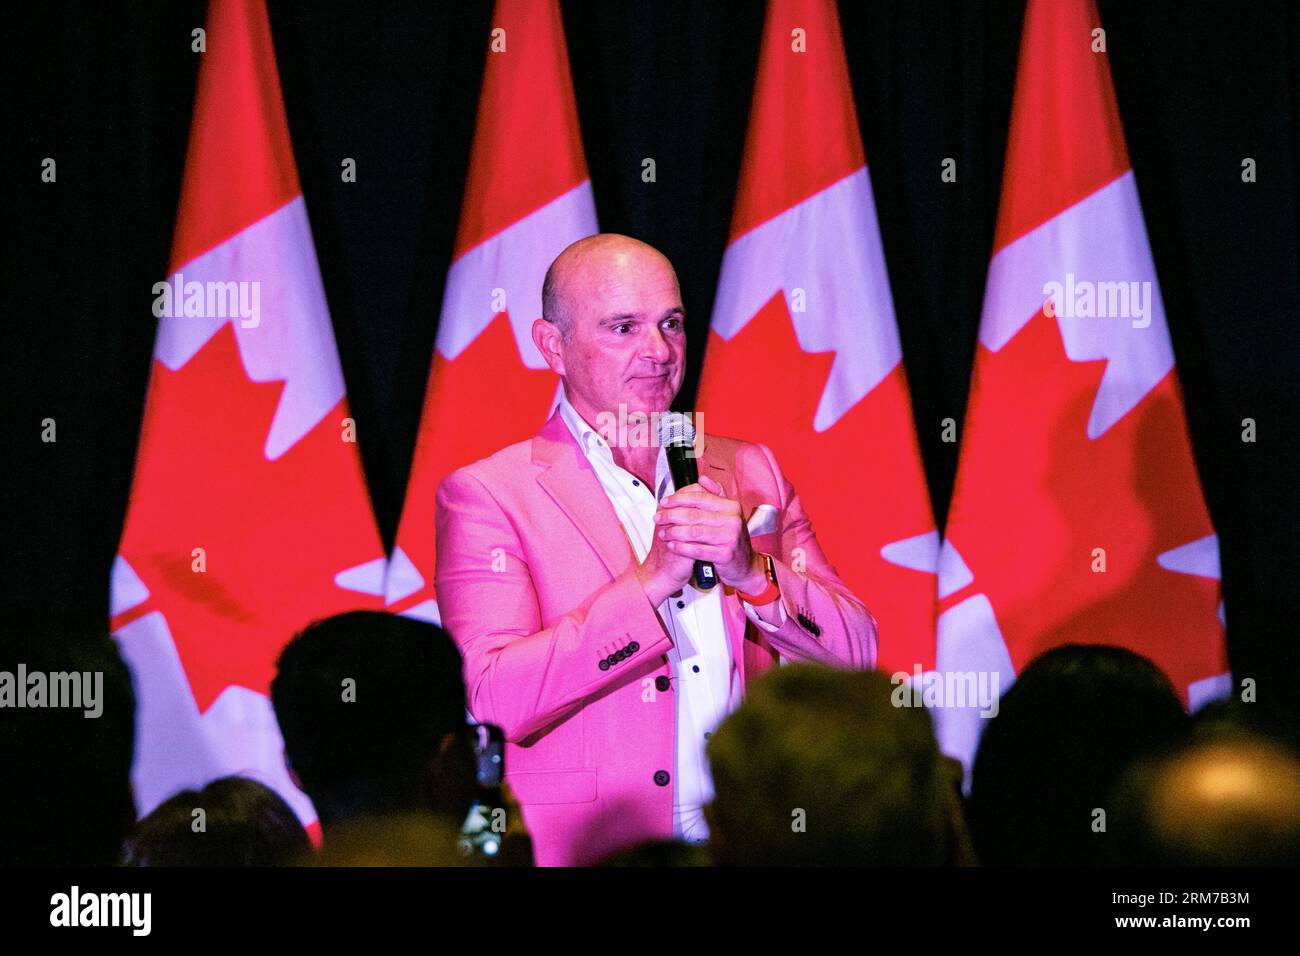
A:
[557, 393, 781, 843]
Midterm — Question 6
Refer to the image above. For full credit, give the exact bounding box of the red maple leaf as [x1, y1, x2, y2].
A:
[389, 312, 559, 614]
[944, 307, 1226, 698]
[697, 293, 939, 670]
[113, 324, 385, 712]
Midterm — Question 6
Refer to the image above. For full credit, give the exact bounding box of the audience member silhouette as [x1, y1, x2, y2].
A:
[596, 839, 711, 867]
[968, 643, 1187, 865]
[705, 665, 973, 865]
[122, 775, 311, 866]
[1, 622, 136, 866]
[1106, 729, 1300, 865]
[270, 612, 478, 844]
[300, 812, 475, 867]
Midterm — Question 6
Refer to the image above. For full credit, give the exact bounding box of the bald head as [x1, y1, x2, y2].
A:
[541, 234, 677, 338]
[531, 233, 686, 427]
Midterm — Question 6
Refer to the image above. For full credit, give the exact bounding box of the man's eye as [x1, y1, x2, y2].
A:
[614, 323, 633, 334]
[662, 318, 683, 331]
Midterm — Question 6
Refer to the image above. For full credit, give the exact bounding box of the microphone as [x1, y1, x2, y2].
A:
[658, 411, 717, 590]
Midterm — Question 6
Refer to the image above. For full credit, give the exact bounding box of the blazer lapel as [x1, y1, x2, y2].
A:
[532, 412, 753, 678]
[533, 408, 636, 579]
[694, 430, 734, 498]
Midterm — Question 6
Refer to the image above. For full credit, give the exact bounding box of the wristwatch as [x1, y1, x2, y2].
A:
[736, 552, 780, 606]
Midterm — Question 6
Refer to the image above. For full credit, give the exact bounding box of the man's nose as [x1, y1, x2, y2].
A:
[641, 325, 674, 363]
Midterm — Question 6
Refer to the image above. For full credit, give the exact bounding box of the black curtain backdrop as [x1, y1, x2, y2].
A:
[8, 2, 1300, 724]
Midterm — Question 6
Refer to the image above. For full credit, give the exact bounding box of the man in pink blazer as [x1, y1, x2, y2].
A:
[434, 234, 878, 866]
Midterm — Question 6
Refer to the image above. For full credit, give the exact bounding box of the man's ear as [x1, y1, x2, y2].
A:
[531, 317, 566, 376]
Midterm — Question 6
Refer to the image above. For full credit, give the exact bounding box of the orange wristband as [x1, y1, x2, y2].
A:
[736, 553, 780, 606]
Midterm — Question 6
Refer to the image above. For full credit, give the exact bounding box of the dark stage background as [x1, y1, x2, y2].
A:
[7, 2, 1300, 723]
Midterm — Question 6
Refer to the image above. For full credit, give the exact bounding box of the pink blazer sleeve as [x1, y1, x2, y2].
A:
[433, 467, 673, 743]
[748, 442, 879, 670]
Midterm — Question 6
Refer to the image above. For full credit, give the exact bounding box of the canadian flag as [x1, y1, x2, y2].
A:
[110, 0, 387, 835]
[696, 0, 937, 670]
[935, 0, 1229, 770]
[385, 0, 597, 620]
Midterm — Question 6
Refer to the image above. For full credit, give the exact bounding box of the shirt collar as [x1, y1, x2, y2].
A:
[556, 388, 611, 458]
[556, 390, 673, 499]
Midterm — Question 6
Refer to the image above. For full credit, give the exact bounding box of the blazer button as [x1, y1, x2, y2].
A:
[653, 770, 671, 787]
[629, 641, 640, 653]
[655, 675, 671, 692]
[599, 659, 610, 671]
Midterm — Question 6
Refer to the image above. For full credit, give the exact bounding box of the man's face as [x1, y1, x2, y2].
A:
[549, 244, 686, 422]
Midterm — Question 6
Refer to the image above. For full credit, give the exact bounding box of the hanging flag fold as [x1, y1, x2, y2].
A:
[935, 0, 1228, 774]
[697, 0, 939, 672]
[111, 0, 386, 833]
[386, 0, 597, 621]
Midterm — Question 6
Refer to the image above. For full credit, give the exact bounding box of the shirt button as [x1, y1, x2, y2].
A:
[676, 600, 685, 609]
[632, 479, 640, 486]
[655, 676, 671, 692]
[692, 665, 700, 673]
[653, 770, 671, 787]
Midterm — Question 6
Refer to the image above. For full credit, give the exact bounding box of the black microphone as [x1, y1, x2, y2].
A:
[658, 411, 717, 590]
